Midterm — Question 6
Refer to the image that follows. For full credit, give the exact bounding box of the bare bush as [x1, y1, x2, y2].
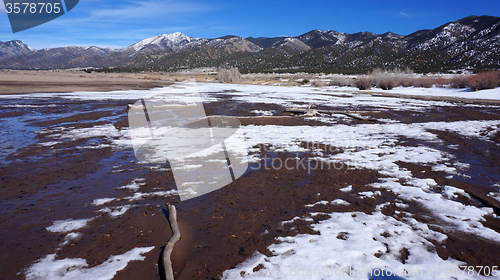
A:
[361, 70, 500, 91]
[371, 67, 385, 76]
[311, 80, 326, 87]
[355, 78, 371, 90]
[369, 67, 416, 90]
[329, 76, 353, 87]
[400, 77, 449, 88]
[450, 76, 469, 88]
[411, 78, 434, 88]
[217, 67, 241, 83]
[433, 78, 449, 88]
[400, 77, 417, 87]
[468, 71, 500, 91]
[450, 71, 500, 91]
[376, 79, 397, 90]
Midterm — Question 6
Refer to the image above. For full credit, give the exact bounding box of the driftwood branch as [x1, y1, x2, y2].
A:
[163, 204, 181, 280]
[285, 107, 379, 121]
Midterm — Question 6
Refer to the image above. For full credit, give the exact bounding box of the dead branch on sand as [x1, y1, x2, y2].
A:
[163, 204, 181, 280]
[285, 106, 379, 121]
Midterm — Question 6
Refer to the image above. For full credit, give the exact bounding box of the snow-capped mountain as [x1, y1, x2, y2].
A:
[1, 16, 499, 72]
[128, 32, 199, 53]
[0, 40, 34, 58]
[295, 29, 347, 48]
[203, 36, 262, 52]
[272, 37, 311, 55]
[120, 35, 263, 70]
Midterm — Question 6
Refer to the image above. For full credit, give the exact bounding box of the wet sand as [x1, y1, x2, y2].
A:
[1, 79, 500, 279]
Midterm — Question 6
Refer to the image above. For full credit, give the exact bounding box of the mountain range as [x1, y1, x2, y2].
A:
[0, 15, 499, 73]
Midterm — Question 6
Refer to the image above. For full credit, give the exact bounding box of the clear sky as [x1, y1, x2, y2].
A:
[1, 0, 499, 49]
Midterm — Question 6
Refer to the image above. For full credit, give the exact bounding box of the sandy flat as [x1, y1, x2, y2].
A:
[1, 91, 500, 280]
[2, 69, 499, 106]
[0, 70, 173, 94]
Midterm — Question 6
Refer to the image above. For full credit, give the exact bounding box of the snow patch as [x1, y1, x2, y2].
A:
[98, 205, 135, 218]
[25, 247, 154, 280]
[118, 178, 146, 191]
[339, 185, 352, 192]
[222, 212, 467, 280]
[125, 190, 178, 201]
[91, 198, 117, 206]
[46, 218, 93, 233]
[305, 201, 329, 207]
[331, 199, 351, 206]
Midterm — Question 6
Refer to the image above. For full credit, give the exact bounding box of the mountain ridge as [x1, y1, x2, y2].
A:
[0, 15, 499, 73]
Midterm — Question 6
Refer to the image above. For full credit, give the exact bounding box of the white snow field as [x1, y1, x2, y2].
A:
[367, 86, 500, 101]
[9, 83, 499, 279]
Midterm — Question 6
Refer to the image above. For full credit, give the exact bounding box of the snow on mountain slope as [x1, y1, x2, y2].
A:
[415, 23, 476, 50]
[205, 36, 263, 53]
[274, 37, 311, 53]
[0, 40, 35, 58]
[128, 32, 199, 52]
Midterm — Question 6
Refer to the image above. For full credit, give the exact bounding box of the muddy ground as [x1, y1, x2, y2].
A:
[1, 90, 500, 280]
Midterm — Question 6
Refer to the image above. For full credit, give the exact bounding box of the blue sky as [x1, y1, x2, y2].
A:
[1, 0, 499, 49]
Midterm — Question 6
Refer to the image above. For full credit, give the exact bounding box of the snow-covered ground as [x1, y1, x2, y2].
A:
[366, 86, 500, 101]
[2, 82, 499, 102]
[5, 83, 500, 279]
[222, 122, 500, 280]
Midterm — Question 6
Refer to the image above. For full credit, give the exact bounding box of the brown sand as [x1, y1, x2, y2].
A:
[2, 70, 499, 105]
[0, 70, 173, 94]
[1, 72, 500, 279]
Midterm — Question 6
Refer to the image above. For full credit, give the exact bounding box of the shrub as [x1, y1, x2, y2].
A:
[412, 78, 434, 88]
[329, 76, 353, 87]
[400, 77, 415, 87]
[376, 79, 397, 90]
[450, 76, 469, 88]
[355, 78, 371, 90]
[311, 80, 325, 87]
[369, 67, 416, 90]
[433, 78, 449, 88]
[352, 70, 500, 91]
[371, 67, 385, 76]
[468, 71, 500, 91]
[217, 67, 241, 83]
